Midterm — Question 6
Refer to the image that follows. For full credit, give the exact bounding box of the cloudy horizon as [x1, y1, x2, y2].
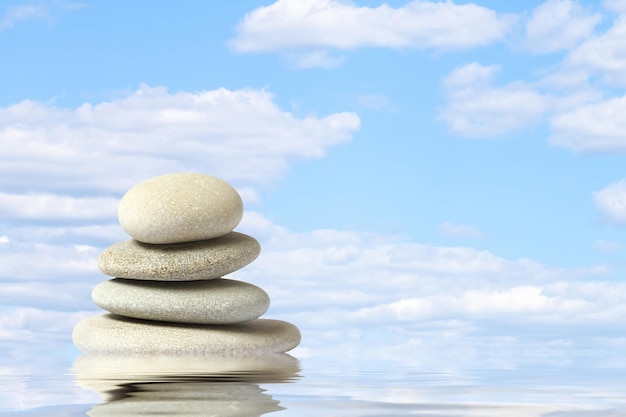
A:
[2, 0, 626, 410]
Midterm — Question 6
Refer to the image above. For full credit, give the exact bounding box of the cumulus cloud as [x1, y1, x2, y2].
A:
[440, 221, 487, 238]
[233, 213, 607, 314]
[0, 85, 360, 200]
[0, 192, 118, 220]
[0, 211, 621, 374]
[432, 3, 626, 150]
[593, 179, 626, 224]
[1, 224, 125, 248]
[230, 0, 515, 67]
[0, 83, 360, 358]
[436, 3, 626, 147]
[439, 63, 551, 137]
[220, 213, 626, 368]
[350, 286, 589, 322]
[527, 2, 626, 155]
[567, 11, 626, 86]
[604, 0, 626, 14]
[524, 0, 601, 53]
[5, 210, 603, 331]
[0, 241, 100, 281]
[0, 307, 92, 338]
[550, 95, 626, 152]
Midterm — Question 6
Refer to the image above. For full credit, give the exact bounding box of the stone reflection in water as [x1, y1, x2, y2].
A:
[71, 353, 300, 416]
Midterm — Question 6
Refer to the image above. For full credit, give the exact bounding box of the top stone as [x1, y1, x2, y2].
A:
[118, 173, 243, 244]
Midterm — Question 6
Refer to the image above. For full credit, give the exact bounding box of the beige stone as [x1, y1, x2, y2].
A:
[98, 232, 260, 281]
[72, 314, 301, 355]
[118, 172, 243, 244]
[92, 278, 270, 324]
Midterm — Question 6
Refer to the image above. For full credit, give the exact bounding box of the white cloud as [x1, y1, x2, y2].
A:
[524, 0, 601, 53]
[0, 4, 48, 30]
[550, 95, 626, 152]
[0, 211, 622, 374]
[604, 0, 626, 14]
[440, 63, 551, 137]
[593, 179, 626, 224]
[0, 192, 118, 219]
[228, 215, 626, 369]
[464, 286, 567, 314]
[0, 85, 360, 201]
[0, 241, 100, 280]
[233, 214, 607, 314]
[0, 307, 92, 338]
[350, 286, 588, 322]
[567, 13, 626, 85]
[437, 4, 626, 147]
[0, 281, 95, 310]
[230, 0, 516, 67]
[433, 4, 626, 148]
[0, 225, 116, 311]
[536, 66, 595, 91]
[440, 221, 487, 238]
[0, 224, 125, 247]
[442, 61, 499, 87]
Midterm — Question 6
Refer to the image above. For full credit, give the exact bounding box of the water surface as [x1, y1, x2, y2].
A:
[2, 353, 626, 416]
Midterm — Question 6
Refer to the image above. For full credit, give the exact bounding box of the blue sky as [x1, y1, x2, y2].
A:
[2, 0, 626, 409]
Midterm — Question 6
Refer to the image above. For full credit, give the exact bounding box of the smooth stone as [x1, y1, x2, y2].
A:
[72, 314, 302, 355]
[98, 232, 260, 281]
[118, 172, 244, 244]
[92, 278, 270, 324]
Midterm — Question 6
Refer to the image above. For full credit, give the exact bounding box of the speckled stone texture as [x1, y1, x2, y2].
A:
[118, 172, 243, 244]
[72, 314, 302, 355]
[98, 232, 260, 281]
[92, 278, 270, 324]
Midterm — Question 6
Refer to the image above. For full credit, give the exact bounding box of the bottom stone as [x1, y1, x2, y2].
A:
[72, 314, 301, 355]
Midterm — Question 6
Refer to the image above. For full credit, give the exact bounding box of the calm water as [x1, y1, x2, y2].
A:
[1, 352, 626, 416]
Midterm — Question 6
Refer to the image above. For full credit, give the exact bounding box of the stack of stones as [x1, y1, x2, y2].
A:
[72, 173, 301, 356]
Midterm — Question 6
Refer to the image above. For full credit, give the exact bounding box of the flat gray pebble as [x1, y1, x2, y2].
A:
[72, 314, 301, 355]
[92, 278, 270, 324]
[98, 232, 260, 281]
